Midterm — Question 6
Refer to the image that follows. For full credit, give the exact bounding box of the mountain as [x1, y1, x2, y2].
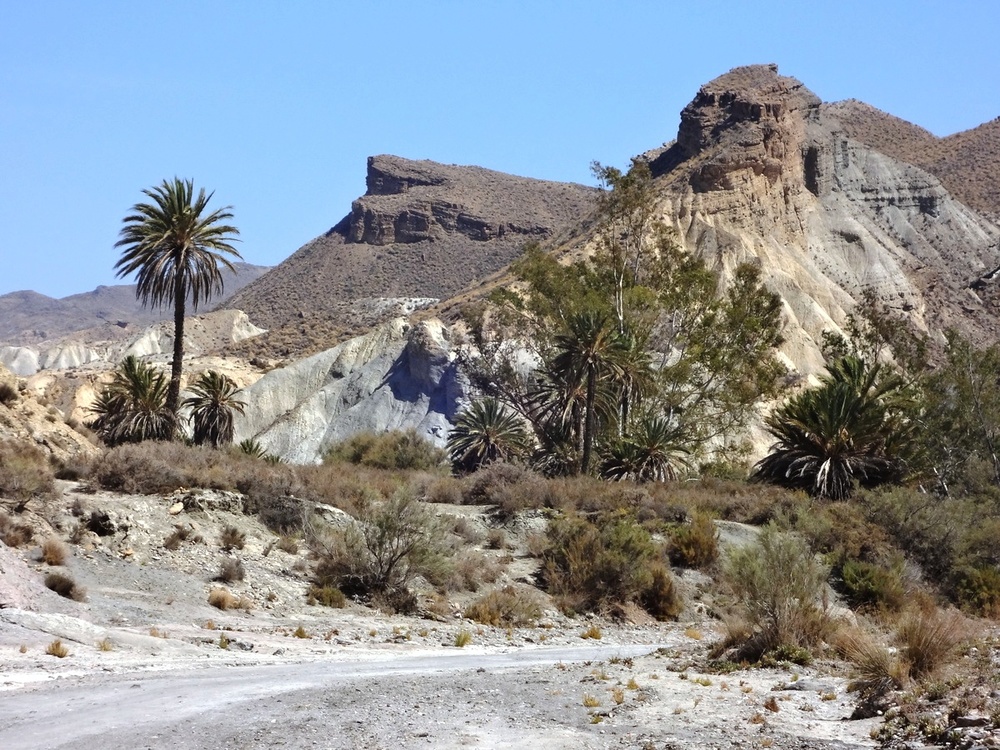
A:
[825, 100, 1000, 222]
[223, 155, 595, 354]
[635, 64, 1000, 374]
[0, 262, 270, 347]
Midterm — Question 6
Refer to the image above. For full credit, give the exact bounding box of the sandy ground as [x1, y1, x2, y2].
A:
[0, 483, 881, 749]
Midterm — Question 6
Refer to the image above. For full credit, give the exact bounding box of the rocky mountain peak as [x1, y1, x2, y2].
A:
[365, 154, 447, 195]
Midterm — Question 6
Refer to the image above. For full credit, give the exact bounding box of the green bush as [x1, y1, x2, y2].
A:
[541, 511, 675, 616]
[955, 566, 1000, 616]
[0, 440, 55, 503]
[721, 525, 829, 662]
[668, 512, 719, 569]
[839, 558, 907, 613]
[324, 430, 446, 472]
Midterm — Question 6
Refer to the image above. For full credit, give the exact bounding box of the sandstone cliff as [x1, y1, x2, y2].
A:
[641, 64, 1000, 374]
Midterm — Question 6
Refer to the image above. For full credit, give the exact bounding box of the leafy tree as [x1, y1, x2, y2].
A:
[752, 355, 918, 500]
[183, 370, 246, 448]
[89, 356, 173, 445]
[447, 397, 532, 473]
[114, 178, 241, 429]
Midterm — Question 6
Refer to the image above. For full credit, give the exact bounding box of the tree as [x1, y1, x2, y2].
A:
[600, 413, 692, 482]
[183, 370, 246, 448]
[114, 178, 241, 430]
[89, 356, 173, 445]
[447, 397, 532, 473]
[751, 355, 917, 500]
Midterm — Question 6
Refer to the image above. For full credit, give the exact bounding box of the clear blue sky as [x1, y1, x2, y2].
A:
[2, 1, 997, 298]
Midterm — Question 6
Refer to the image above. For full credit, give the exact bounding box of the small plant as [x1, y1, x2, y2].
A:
[580, 624, 603, 640]
[276, 535, 299, 554]
[627, 677, 640, 690]
[40, 537, 69, 566]
[454, 630, 472, 647]
[44, 572, 86, 601]
[0, 511, 34, 548]
[668, 512, 719, 569]
[582, 693, 601, 708]
[96, 638, 113, 652]
[464, 586, 543, 627]
[307, 584, 346, 608]
[149, 627, 168, 638]
[215, 557, 245, 583]
[763, 696, 780, 713]
[896, 608, 972, 681]
[18, 644, 28, 654]
[219, 525, 246, 551]
[589, 714, 603, 724]
[0, 382, 19, 406]
[611, 686, 625, 705]
[684, 627, 703, 640]
[218, 633, 230, 649]
[163, 525, 191, 550]
[208, 588, 246, 610]
[485, 528, 508, 550]
[203, 620, 217, 630]
[293, 626, 310, 639]
[46, 639, 69, 658]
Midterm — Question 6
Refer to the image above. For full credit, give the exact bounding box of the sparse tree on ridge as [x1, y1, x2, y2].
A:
[114, 178, 241, 431]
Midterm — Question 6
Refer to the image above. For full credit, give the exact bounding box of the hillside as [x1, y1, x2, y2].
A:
[0, 263, 270, 347]
[224, 155, 595, 354]
[826, 100, 1000, 221]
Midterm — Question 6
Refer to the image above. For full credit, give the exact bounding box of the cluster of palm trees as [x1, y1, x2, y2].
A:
[91, 178, 247, 449]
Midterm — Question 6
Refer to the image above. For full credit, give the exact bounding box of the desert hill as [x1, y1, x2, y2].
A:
[826, 99, 1000, 222]
[222, 155, 595, 354]
[0, 262, 269, 348]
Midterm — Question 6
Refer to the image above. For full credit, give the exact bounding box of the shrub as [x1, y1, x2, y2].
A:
[668, 512, 719, 569]
[720, 525, 829, 661]
[641, 563, 683, 621]
[0, 382, 19, 406]
[163, 526, 191, 550]
[0, 439, 56, 503]
[454, 630, 472, 647]
[895, 608, 973, 681]
[307, 584, 346, 608]
[208, 588, 250, 610]
[462, 462, 547, 518]
[464, 586, 543, 627]
[955, 566, 1000, 616]
[215, 557, 245, 583]
[541, 511, 668, 615]
[92, 442, 189, 494]
[40, 537, 69, 566]
[839, 558, 907, 613]
[45, 572, 86, 601]
[219, 525, 246, 551]
[324, 430, 446, 472]
[835, 626, 907, 704]
[311, 487, 451, 614]
[276, 535, 299, 555]
[45, 639, 69, 658]
[0, 511, 34, 547]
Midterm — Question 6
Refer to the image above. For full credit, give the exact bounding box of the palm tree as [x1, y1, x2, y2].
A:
[550, 311, 627, 474]
[751, 355, 917, 500]
[114, 178, 241, 429]
[447, 398, 532, 473]
[601, 414, 692, 482]
[183, 370, 246, 448]
[89, 355, 173, 445]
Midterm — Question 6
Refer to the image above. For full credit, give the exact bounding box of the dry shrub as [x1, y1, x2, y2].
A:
[956, 565, 1000, 616]
[454, 629, 472, 647]
[45, 572, 86, 601]
[451, 515, 482, 544]
[463, 462, 549, 518]
[0, 511, 34, 547]
[0, 439, 56, 503]
[40, 537, 69, 566]
[91, 442, 191, 494]
[163, 526, 191, 550]
[208, 587, 249, 610]
[449, 551, 502, 592]
[641, 563, 682, 621]
[307, 584, 346, 607]
[215, 557, 245, 583]
[324, 430, 447, 472]
[541, 511, 675, 616]
[668, 512, 719, 569]
[219, 525, 246, 551]
[0, 382, 19, 406]
[895, 608, 974, 681]
[485, 528, 508, 550]
[276, 535, 299, 554]
[720, 525, 829, 662]
[45, 639, 69, 658]
[422, 475, 465, 505]
[835, 626, 907, 701]
[465, 585, 543, 627]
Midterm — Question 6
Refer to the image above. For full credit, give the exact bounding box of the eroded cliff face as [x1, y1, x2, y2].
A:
[645, 65, 1000, 375]
[233, 318, 464, 464]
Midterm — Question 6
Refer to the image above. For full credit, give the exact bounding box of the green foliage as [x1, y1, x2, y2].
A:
[752, 356, 918, 500]
[955, 566, 1000, 616]
[447, 397, 532, 473]
[183, 370, 246, 448]
[0, 439, 55, 503]
[722, 525, 829, 661]
[324, 430, 446, 472]
[839, 558, 907, 613]
[601, 413, 692, 482]
[89, 356, 174, 446]
[114, 178, 241, 422]
[541, 511, 677, 616]
[311, 487, 451, 613]
[667, 512, 719, 569]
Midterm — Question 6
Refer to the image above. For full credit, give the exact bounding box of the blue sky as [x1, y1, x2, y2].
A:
[2, 1, 998, 298]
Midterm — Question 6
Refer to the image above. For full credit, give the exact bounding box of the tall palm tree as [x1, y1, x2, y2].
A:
[183, 370, 246, 448]
[114, 178, 241, 429]
[447, 397, 532, 473]
[89, 355, 173, 445]
[550, 311, 626, 474]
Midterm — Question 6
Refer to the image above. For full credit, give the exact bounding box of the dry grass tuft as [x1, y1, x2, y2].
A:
[45, 639, 69, 658]
[464, 586, 543, 627]
[163, 525, 192, 551]
[580, 624, 603, 640]
[454, 629, 472, 647]
[215, 557, 245, 583]
[44, 572, 86, 601]
[895, 608, 974, 681]
[96, 637, 113, 652]
[293, 625, 310, 639]
[40, 537, 69, 566]
[208, 587, 249, 611]
[582, 693, 601, 708]
[219, 525, 246, 551]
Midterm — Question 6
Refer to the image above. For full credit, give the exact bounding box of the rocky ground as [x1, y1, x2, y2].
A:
[0, 482, 993, 749]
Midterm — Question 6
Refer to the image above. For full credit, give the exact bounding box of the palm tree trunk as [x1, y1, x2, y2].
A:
[167, 280, 186, 434]
[582, 367, 597, 475]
